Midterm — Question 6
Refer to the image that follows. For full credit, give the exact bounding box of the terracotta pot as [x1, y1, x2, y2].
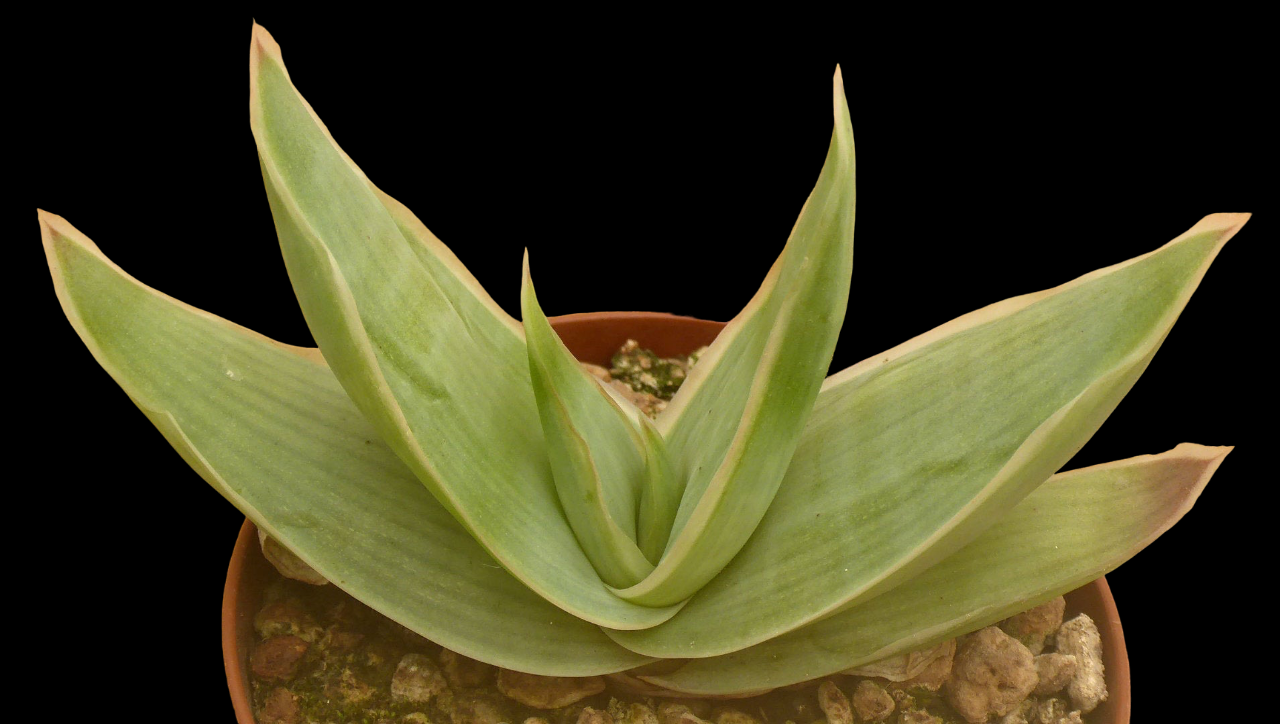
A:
[222, 312, 1131, 723]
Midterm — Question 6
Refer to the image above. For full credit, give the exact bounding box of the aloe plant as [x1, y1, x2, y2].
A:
[37, 23, 1247, 697]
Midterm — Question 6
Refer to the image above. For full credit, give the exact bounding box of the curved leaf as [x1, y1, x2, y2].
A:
[636, 418, 681, 564]
[248, 24, 676, 629]
[521, 255, 654, 586]
[613, 66, 856, 606]
[38, 211, 651, 675]
[609, 213, 1246, 654]
[638, 444, 1230, 693]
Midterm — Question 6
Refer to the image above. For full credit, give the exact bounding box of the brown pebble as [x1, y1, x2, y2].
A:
[886, 639, 956, 693]
[448, 692, 508, 724]
[250, 635, 310, 681]
[391, 653, 448, 703]
[496, 669, 605, 709]
[614, 702, 660, 724]
[1034, 696, 1084, 723]
[1055, 614, 1107, 713]
[944, 627, 1037, 723]
[258, 686, 300, 724]
[325, 667, 375, 704]
[999, 597, 1066, 654]
[711, 710, 759, 724]
[851, 680, 895, 722]
[658, 701, 707, 724]
[1033, 653, 1078, 696]
[817, 681, 852, 724]
[259, 531, 329, 585]
[254, 597, 320, 642]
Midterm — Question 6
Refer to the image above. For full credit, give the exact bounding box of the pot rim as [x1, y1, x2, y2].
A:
[221, 312, 1131, 723]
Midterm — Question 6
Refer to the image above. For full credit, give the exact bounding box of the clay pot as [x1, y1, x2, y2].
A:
[222, 312, 1130, 723]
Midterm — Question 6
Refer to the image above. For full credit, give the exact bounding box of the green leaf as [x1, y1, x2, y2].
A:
[609, 213, 1247, 654]
[247, 25, 677, 629]
[612, 66, 856, 606]
[635, 419, 682, 564]
[520, 255, 654, 586]
[636, 443, 1230, 693]
[38, 211, 651, 675]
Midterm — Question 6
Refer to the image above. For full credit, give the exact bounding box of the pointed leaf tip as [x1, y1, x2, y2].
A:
[250, 22, 282, 60]
[37, 208, 58, 231]
[37, 210, 61, 267]
[37, 210, 100, 256]
[249, 23, 289, 128]
[36, 209, 56, 239]
[1198, 212, 1251, 235]
[830, 66, 853, 155]
[1175, 441, 1233, 460]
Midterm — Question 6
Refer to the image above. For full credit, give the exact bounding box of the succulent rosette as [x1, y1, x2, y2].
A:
[38, 23, 1246, 696]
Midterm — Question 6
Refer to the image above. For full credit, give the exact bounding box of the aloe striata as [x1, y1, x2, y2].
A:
[38, 23, 1248, 696]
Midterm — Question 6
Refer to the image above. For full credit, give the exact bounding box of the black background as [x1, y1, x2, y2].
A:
[27, 10, 1267, 721]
